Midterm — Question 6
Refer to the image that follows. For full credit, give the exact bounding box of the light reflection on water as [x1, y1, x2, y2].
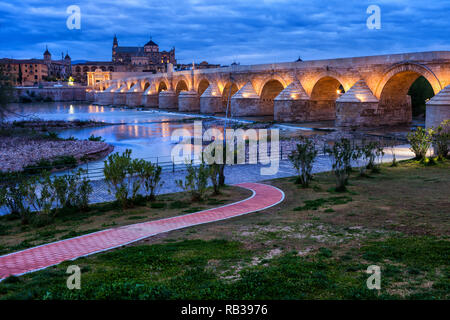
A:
[6, 102, 201, 169]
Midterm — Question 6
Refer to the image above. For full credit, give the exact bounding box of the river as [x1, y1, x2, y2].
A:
[6, 102, 216, 171]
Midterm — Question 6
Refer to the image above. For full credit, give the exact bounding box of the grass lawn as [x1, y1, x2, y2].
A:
[0, 185, 252, 255]
[0, 160, 449, 300]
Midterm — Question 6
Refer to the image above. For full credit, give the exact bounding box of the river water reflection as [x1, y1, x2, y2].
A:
[6, 102, 205, 169]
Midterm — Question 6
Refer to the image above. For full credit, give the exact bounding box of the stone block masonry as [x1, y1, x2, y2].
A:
[92, 51, 450, 126]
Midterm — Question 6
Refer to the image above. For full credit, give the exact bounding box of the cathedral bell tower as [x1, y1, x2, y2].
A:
[43, 45, 51, 62]
[112, 34, 118, 62]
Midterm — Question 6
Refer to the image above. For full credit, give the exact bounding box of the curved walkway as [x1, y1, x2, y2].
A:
[0, 182, 285, 280]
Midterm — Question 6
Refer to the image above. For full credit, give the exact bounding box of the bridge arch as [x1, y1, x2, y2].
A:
[175, 79, 189, 95]
[127, 82, 136, 90]
[375, 62, 442, 99]
[376, 62, 441, 124]
[197, 78, 210, 96]
[256, 75, 289, 96]
[157, 80, 169, 92]
[221, 82, 239, 109]
[259, 79, 286, 117]
[142, 81, 151, 92]
[309, 76, 345, 121]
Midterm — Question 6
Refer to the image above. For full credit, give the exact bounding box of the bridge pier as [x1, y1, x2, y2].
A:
[113, 92, 127, 106]
[112, 84, 128, 106]
[231, 82, 270, 116]
[95, 51, 450, 125]
[377, 99, 412, 125]
[426, 85, 450, 129]
[336, 80, 379, 127]
[126, 92, 144, 107]
[200, 84, 222, 114]
[96, 91, 114, 105]
[178, 90, 200, 112]
[142, 84, 158, 108]
[86, 90, 95, 102]
[307, 100, 336, 121]
[143, 93, 158, 108]
[274, 81, 310, 122]
[159, 90, 177, 109]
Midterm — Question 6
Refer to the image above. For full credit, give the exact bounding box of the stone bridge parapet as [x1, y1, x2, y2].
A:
[93, 51, 450, 127]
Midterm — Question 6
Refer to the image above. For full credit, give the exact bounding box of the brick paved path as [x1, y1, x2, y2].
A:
[0, 182, 284, 280]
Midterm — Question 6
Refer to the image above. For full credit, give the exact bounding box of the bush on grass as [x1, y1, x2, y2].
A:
[288, 137, 318, 187]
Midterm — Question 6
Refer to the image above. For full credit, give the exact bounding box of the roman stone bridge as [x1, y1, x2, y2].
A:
[93, 51, 450, 128]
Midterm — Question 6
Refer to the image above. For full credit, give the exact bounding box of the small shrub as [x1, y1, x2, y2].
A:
[371, 142, 385, 173]
[132, 159, 163, 201]
[388, 140, 398, 167]
[324, 138, 356, 192]
[208, 163, 221, 195]
[430, 120, 450, 160]
[288, 137, 318, 187]
[176, 162, 210, 201]
[318, 247, 333, 258]
[52, 169, 93, 212]
[75, 171, 93, 211]
[103, 149, 134, 209]
[407, 127, 431, 160]
[150, 202, 165, 209]
[88, 134, 105, 142]
[25, 172, 55, 217]
[0, 174, 30, 223]
[45, 131, 60, 140]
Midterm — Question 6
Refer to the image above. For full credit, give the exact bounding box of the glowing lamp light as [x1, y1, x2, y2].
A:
[291, 93, 298, 99]
[68, 76, 74, 86]
[336, 89, 342, 94]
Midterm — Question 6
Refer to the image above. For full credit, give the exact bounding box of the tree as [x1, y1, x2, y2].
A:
[288, 138, 318, 187]
[407, 127, 432, 160]
[430, 120, 450, 160]
[103, 149, 134, 208]
[0, 68, 13, 121]
[132, 159, 163, 201]
[324, 138, 356, 192]
[176, 161, 210, 201]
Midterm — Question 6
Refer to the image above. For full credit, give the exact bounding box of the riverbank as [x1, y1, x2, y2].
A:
[0, 159, 448, 299]
[0, 137, 113, 173]
[0, 120, 114, 173]
[0, 119, 113, 131]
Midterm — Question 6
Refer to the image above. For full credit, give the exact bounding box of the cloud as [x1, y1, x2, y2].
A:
[0, 0, 448, 64]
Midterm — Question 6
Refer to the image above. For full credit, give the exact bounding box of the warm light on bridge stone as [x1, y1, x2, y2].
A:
[231, 82, 264, 116]
[179, 90, 200, 112]
[200, 84, 222, 114]
[274, 81, 310, 122]
[336, 80, 379, 127]
[92, 51, 450, 126]
[159, 90, 177, 109]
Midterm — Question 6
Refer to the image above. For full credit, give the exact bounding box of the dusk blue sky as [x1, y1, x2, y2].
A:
[0, 0, 449, 65]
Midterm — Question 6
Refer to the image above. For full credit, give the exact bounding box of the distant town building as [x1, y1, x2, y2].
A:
[112, 35, 176, 73]
[175, 61, 221, 71]
[72, 62, 126, 85]
[86, 68, 113, 86]
[71, 35, 221, 85]
[0, 47, 71, 86]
